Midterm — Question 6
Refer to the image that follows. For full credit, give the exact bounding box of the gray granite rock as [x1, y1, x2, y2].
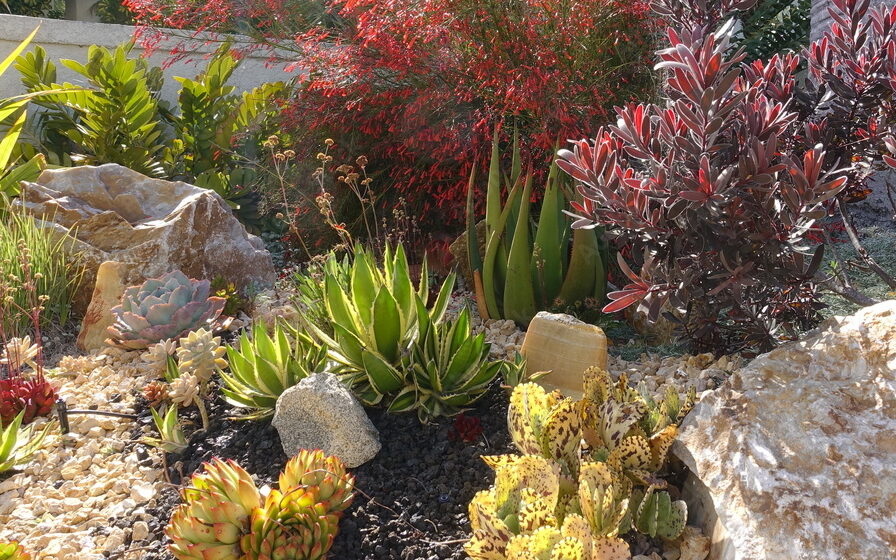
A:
[272, 372, 381, 467]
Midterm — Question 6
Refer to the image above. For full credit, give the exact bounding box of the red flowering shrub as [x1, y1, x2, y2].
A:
[125, 0, 659, 225]
[557, 0, 849, 351]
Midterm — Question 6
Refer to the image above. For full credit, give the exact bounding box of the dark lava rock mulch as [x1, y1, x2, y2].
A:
[136, 385, 514, 560]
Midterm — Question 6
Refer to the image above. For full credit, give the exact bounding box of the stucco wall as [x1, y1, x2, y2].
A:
[0, 14, 292, 104]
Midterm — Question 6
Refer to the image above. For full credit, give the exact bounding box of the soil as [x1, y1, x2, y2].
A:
[135, 383, 516, 560]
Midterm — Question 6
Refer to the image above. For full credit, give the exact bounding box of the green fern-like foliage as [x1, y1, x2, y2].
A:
[737, 0, 811, 62]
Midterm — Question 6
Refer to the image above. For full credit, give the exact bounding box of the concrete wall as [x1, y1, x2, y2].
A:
[0, 14, 293, 105]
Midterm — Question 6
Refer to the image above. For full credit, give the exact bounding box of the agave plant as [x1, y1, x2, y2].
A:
[392, 307, 502, 422]
[0, 542, 31, 560]
[0, 410, 51, 473]
[219, 323, 328, 420]
[465, 129, 608, 327]
[304, 244, 455, 406]
[106, 270, 226, 350]
[167, 458, 261, 560]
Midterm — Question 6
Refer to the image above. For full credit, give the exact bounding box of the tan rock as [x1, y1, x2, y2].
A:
[674, 301, 896, 560]
[519, 311, 607, 397]
[15, 164, 275, 312]
[76, 261, 128, 352]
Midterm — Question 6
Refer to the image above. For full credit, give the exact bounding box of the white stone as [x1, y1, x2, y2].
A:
[675, 302, 896, 560]
[273, 372, 381, 468]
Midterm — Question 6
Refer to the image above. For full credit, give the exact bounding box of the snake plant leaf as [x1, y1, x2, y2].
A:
[482, 179, 523, 319]
[503, 174, 537, 327]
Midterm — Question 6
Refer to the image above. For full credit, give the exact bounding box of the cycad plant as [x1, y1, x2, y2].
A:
[304, 244, 455, 406]
[466, 129, 608, 327]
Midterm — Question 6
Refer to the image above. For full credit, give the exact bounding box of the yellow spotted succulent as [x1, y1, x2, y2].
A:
[468, 369, 694, 560]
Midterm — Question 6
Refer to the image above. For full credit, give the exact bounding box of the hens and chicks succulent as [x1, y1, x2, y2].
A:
[166, 450, 354, 560]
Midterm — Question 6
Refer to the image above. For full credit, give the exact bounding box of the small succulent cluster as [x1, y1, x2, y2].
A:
[466, 369, 695, 559]
[0, 337, 39, 373]
[0, 542, 31, 560]
[0, 377, 56, 426]
[106, 270, 226, 350]
[166, 450, 354, 560]
[139, 327, 228, 436]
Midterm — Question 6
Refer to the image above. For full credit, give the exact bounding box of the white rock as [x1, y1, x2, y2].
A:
[273, 372, 381, 468]
[675, 302, 896, 560]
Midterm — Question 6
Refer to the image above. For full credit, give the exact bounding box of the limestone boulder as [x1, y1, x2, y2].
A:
[674, 301, 896, 560]
[520, 311, 607, 397]
[272, 372, 381, 468]
[15, 164, 276, 312]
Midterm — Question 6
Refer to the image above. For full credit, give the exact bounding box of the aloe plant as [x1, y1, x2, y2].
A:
[304, 244, 455, 406]
[144, 404, 188, 454]
[466, 129, 608, 327]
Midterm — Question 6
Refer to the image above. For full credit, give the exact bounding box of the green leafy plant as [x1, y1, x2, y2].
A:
[144, 404, 188, 454]
[466, 130, 608, 328]
[1, 0, 63, 17]
[392, 307, 503, 422]
[0, 541, 31, 560]
[90, 0, 134, 24]
[106, 270, 226, 350]
[211, 275, 248, 317]
[219, 323, 328, 420]
[16, 43, 283, 231]
[17, 42, 168, 177]
[0, 409, 51, 472]
[736, 0, 811, 62]
[304, 244, 455, 406]
[0, 28, 53, 203]
[166, 451, 354, 560]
